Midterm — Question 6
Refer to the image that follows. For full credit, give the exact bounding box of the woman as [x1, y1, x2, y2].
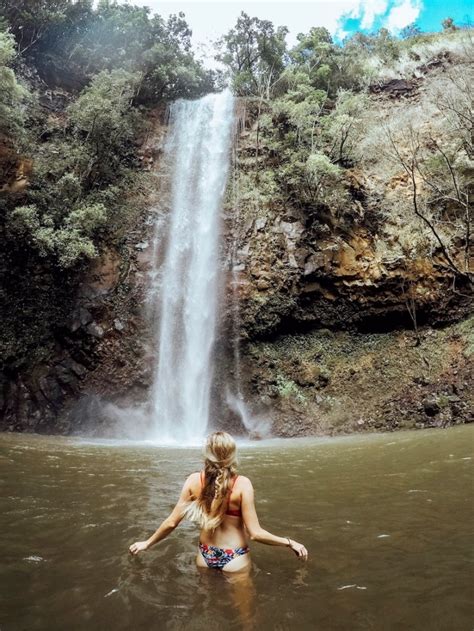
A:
[129, 431, 308, 572]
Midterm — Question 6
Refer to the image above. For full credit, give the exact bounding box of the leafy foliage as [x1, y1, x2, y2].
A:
[224, 13, 473, 295]
[0, 1, 216, 276]
[0, 30, 30, 144]
[216, 12, 288, 97]
[6, 201, 106, 268]
[0, 1, 215, 100]
[68, 69, 142, 187]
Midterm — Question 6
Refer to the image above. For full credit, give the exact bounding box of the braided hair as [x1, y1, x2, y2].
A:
[184, 431, 238, 531]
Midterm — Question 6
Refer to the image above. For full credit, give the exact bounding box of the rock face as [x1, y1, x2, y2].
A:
[219, 51, 473, 436]
[0, 237, 154, 433]
[227, 206, 471, 340]
[235, 319, 474, 437]
[222, 53, 472, 347]
[0, 146, 33, 194]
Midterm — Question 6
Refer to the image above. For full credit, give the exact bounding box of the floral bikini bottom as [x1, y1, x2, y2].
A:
[198, 542, 250, 569]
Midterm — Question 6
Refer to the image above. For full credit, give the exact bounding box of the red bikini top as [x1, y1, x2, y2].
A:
[199, 470, 241, 517]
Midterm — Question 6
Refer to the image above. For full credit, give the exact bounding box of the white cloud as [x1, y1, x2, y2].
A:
[384, 0, 422, 31]
[345, 0, 390, 29]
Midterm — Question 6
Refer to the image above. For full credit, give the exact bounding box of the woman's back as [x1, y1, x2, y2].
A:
[190, 471, 248, 549]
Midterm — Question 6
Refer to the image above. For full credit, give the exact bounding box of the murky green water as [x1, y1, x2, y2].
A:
[1, 426, 473, 630]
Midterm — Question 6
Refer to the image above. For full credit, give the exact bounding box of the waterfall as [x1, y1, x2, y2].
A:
[149, 89, 235, 444]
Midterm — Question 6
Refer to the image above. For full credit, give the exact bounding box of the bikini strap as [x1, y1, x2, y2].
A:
[227, 474, 239, 496]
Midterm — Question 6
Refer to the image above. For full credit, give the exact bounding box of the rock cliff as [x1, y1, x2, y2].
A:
[221, 49, 473, 435]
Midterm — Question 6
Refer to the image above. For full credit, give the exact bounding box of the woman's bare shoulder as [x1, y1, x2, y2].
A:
[183, 472, 202, 498]
[187, 471, 201, 482]
[236, 475, 253, 488]
[183, 471, 201, 487]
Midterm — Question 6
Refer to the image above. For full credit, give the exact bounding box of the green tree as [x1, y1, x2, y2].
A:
[289, 27, 368, 96]
[442, 17, 458, 32]
[68, 68, 141, 186]
[216, 12, 288, 97]
[272, 80, 327, 148]
[6, 201, 107, 268]
[341, 27, 401, 82]
[138, 13, 214, 102]
[400, 22, 422, 39]
[321, 89, 370, 164]
[290, 27, 334, 92]
[0, 30, 30, 144]
[0, 1, 215, 101]
[0, 0, 93, 56]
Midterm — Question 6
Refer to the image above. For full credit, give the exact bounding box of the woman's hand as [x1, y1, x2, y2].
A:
[129, 540, 149, 556]
[288, 539, 308, 561]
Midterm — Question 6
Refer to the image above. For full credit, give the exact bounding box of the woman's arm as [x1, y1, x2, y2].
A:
[240, 477, 308, 560]
[129, 473, 195, 556]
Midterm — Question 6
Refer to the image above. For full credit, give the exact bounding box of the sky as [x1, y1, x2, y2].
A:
[105, 0, 472, 65]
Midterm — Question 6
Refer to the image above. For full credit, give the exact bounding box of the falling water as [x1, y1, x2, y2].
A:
[149, 89, 235, 444]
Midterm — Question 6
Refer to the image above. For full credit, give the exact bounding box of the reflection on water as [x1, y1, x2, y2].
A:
[0, 426, 473, 630]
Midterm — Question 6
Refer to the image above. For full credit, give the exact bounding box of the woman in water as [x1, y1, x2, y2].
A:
[129, 431, 308, 572]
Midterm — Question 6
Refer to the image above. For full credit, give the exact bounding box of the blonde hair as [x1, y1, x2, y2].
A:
[185, 431, 238, 531]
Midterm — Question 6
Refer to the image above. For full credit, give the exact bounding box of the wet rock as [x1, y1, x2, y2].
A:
[54, 364, 78, 386]
[60, 358, 87, 379]
[288, 253, 299, 269]
[294, 363, 321, 387]
[113, 319, 125, 332]
[86, 322, 104, 338]
[135, 241, 149, 251]
[414, 376, 431, 386]
[80, 248, 121, 297]
[70, 307, 93, 332]
[237, 244, 250, 258]
[255, 217, 267, 231]
[369, 78, 419, 98]
[318, 370, 330, 388]
[398, 419, 416, 429]
[278, 220, 304, 240]
[304, 253, 326, 276]
[256, 278, 271, 291]
[38, 375, 63, 408]
[16, 381, 31, 426]
[293, 363, 331, 388]
[301, 281, 322, 294]
[239, 219, 253, 235]
[423, 397, 440, 417]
